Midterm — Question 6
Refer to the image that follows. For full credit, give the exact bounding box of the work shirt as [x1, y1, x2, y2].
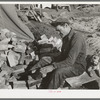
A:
[53, 29, 87, 69]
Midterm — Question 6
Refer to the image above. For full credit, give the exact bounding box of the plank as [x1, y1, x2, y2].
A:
[66, 71, 100, 87]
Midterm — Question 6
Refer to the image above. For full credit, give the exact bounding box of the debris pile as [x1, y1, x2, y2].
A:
[0, 27, 62, 89]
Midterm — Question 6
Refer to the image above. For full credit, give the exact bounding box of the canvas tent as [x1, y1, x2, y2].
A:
[0, 4, 34, 41]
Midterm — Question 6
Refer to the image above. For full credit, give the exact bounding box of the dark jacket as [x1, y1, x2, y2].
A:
[53, 29, 87, 69]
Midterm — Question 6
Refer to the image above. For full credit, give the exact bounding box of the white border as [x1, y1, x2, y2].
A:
[0, 1, 100, 98]
[1, 90, 100, 98]
[0, 1, 100, 4]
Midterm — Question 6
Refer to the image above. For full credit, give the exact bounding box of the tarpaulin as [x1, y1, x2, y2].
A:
[0, 4, 34, 41]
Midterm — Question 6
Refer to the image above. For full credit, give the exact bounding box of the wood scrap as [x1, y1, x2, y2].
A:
[66, 71, 100, 88]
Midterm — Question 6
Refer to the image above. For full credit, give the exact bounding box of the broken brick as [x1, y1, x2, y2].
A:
[7, 50, 21, 67]
[24, 55, 33, 65]
[30, 51, 35, 59]
[0, 44, 14, 51]
[0, 60, 4, 68]
[13, 68, 25, 74]
[13, 42, 26, 53]
[0, 84, 12, 89]
[13, 81, 27, 89]
[1, 63, 13, 75]
[0, 38, 11, 44]
[12, 65, 27, 70]
[19, 53, 26, 65]
[28, 78, 42, 88]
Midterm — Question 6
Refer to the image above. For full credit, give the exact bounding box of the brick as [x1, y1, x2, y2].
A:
[19, 53, 26, 65]
[0, 53, 7, 61]
[1, 63, 13, 75]
[0, 60, 4, 68]
[0, 29, 10, 40]
[13, 65, 27, 70]
[35, 55, 39, 61]
[7, 50, 21, 67]
[13, 42, 26, 53]
[0, 44, 14, 51]
[0, 38, 11, 44]
[13, 81, 27, 89]
[0, 77, 5, 84]
[8, 76, 17, 83]
[24, 55, 33, 65]
[30, 51, 35, 59]
[0, 77, 12, 89]
[0, 84, 12, 89]
[29, 85, 37, 89]
[0, 70, 8, 77]
[12, 65, 27, 78]
[28, 79, 42, 87]
[13, 68, 25, 74]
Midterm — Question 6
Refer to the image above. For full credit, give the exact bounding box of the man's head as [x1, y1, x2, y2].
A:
[53, 18, 71, 37]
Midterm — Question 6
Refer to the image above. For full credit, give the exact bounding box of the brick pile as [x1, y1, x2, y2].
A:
[0, 28, 62, 89]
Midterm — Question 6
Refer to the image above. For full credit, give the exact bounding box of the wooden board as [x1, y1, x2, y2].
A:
[66, 71, 100, 87]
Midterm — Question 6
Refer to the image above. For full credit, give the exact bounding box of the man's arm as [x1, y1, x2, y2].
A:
[53, 34, 83, 68]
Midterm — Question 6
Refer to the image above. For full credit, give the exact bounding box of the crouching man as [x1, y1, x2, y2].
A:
[37, 18, 87, 89]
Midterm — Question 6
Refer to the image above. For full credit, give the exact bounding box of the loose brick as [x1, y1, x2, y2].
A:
[13, 81, 27, 89]
[7, 50, 21, 67]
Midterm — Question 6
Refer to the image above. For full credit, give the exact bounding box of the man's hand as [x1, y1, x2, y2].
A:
[40, 65, 55, 77]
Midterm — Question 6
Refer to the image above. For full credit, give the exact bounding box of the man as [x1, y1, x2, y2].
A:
[38, 18, 87, 89]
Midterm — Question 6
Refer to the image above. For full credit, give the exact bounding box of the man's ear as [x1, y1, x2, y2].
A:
[64, 23, 68, 28]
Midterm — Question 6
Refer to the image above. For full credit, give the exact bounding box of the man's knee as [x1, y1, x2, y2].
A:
[53, 67, 76, 78]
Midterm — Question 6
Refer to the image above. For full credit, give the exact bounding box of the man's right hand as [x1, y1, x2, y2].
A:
[40, 65, 55, 77]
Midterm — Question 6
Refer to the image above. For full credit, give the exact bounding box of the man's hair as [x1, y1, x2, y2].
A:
[55, 22, 68, 26]
[52, 18, 70, 27]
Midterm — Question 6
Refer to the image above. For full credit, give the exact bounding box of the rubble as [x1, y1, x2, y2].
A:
[7, 50, 21, 67]
[13, 65, 27, 74]
[28, 77, 42, 89]
[13, 81, 27, 89]
[0, 25, 62, 89]
[13, 42, 26, 53]
[0, 27, 35, 89]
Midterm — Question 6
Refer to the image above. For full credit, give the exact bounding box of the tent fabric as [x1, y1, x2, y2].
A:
[0, 4, 34, 41]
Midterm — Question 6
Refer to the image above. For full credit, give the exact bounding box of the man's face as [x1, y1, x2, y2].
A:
[56, 23, 70, 37]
